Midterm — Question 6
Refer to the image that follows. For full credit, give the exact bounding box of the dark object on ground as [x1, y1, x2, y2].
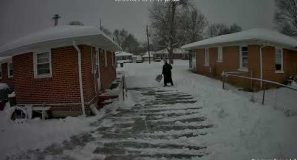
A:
[155, 74, 163, 82]
[0, 88, 13, 102]
[0, 100, 7, 111]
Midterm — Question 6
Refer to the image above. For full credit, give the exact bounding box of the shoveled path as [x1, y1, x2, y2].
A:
[6, 87, 212, 160]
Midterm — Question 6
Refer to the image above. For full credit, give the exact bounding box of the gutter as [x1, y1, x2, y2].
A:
[73, 41, 86, 116]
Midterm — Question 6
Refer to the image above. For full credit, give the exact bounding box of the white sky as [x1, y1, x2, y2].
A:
[0, 0, 275, 45]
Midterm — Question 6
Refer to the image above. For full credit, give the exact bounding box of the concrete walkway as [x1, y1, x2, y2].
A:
[6, 87, 212, 160]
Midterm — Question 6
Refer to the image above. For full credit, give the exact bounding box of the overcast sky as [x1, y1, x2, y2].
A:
[0, 0, 275, 46]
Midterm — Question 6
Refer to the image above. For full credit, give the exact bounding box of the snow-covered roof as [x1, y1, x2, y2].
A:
[0, 56, 11, 63]
[115, 51, 133, 57]
[182, 28, 297, 50]
[0, 25, 121, 57]
[142, 51, 155, 57]
[155, 48, 188, 54]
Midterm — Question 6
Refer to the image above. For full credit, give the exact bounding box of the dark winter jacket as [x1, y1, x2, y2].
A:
[162, 63, 172, 76]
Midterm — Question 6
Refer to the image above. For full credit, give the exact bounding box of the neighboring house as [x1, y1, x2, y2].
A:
[115, 51, 133, 63]
[154, 48, 189, 60]
[142, 51, 154, 62]
[0, 25, 121, 117]
[182, 28, 297, 90]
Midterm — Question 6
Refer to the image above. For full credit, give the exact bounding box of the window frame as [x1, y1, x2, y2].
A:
[239, 46, 248, 71]
[33, 50, 52, 78]
[7, 62, 13, 78]
[275, 47, 284, 73]
[204, 48, 209, 66]
[217, 47, 223, 62]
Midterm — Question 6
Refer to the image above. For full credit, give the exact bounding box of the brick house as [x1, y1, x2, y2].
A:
[0, 25, 121, 117]
[182, 28, 297, 90]
[154, 48, 189, 60]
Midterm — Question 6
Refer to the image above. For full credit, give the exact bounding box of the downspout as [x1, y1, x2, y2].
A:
[260, 45, 267, 89]
[73, 41, 86, 116]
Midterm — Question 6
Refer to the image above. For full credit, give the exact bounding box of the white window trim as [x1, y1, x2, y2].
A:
[104, 50, 108, 67]
[7, 61, 13, 78]
[239, 46, 248, 71]
[33, 50, 52, 78]
[217, 47, 223, 63]
[204, 48, 209, 66]
[275, 47, 284, 74]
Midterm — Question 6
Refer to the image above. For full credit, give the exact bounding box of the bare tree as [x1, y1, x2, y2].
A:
[149, 0, 206, 64]
[207, 23, 242, 37]
[177, 6, 207, 44]
[274, 0, 297, 36]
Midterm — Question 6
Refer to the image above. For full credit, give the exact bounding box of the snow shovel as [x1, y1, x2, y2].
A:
[155, 74, 163, 82]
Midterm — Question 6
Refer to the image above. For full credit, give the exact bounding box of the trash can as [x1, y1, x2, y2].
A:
[120, 62, 124, 68]
[8, 92, 16, 107]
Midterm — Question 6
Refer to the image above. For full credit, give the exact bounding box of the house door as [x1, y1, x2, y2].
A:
[96, 49, 101, 92]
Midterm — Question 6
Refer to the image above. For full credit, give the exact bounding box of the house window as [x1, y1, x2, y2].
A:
[34, 51, 52, 78]
[8, 62, 13, 78]
[275, 47, 283, 72]
[217, 47, 223, 62]
[240, 46, 248, 70]
[204, 48, 209, 66]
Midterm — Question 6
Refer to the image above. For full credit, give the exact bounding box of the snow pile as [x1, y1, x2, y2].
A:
[121, 60, 297, 159]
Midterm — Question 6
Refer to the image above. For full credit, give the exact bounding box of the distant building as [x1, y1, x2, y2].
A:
[182, 28, 297, 90]
[154, 48, 189, 60]
[115, 51, 133, 63]
[142, 51, 154, 62]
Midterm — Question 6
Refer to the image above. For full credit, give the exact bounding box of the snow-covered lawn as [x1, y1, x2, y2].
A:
[121, 60, 297, 159]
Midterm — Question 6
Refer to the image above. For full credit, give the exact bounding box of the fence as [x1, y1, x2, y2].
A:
[222, 72, 297, 116]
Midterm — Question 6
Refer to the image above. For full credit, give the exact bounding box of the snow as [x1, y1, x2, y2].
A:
[0, 83, 9, 90]
[182, 28, 297, 50]
[120, 60, 297, 159]
[0, 25, 121, 56]
[142, 51, 156, 57]
[0, 101, 120, 160]
[1, 60, 296, 159]
[155, 48, 188, 54]
[115, 51, 133, 56]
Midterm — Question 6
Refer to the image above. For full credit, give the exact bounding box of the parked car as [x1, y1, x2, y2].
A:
[136, 56, 143, 63]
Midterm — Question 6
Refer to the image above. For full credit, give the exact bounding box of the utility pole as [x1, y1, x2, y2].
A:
[52, 14, 61, 26]
[146, 25, 151, 64]
[99, 18, 102, 30]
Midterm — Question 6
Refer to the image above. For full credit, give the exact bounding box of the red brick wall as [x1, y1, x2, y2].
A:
[99, 51, 116, 90]
[13, 47, 81, 104]
[0, 63, 14, 88]
[80, 45, 96, 103]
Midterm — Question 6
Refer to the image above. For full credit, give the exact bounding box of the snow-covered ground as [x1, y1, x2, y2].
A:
[0, 101, 120, 160]
[121, 60, 297, 159]
[1, 60, 296, 160]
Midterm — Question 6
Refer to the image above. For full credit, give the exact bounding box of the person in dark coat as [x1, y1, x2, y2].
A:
[162, 60, 174, 87]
